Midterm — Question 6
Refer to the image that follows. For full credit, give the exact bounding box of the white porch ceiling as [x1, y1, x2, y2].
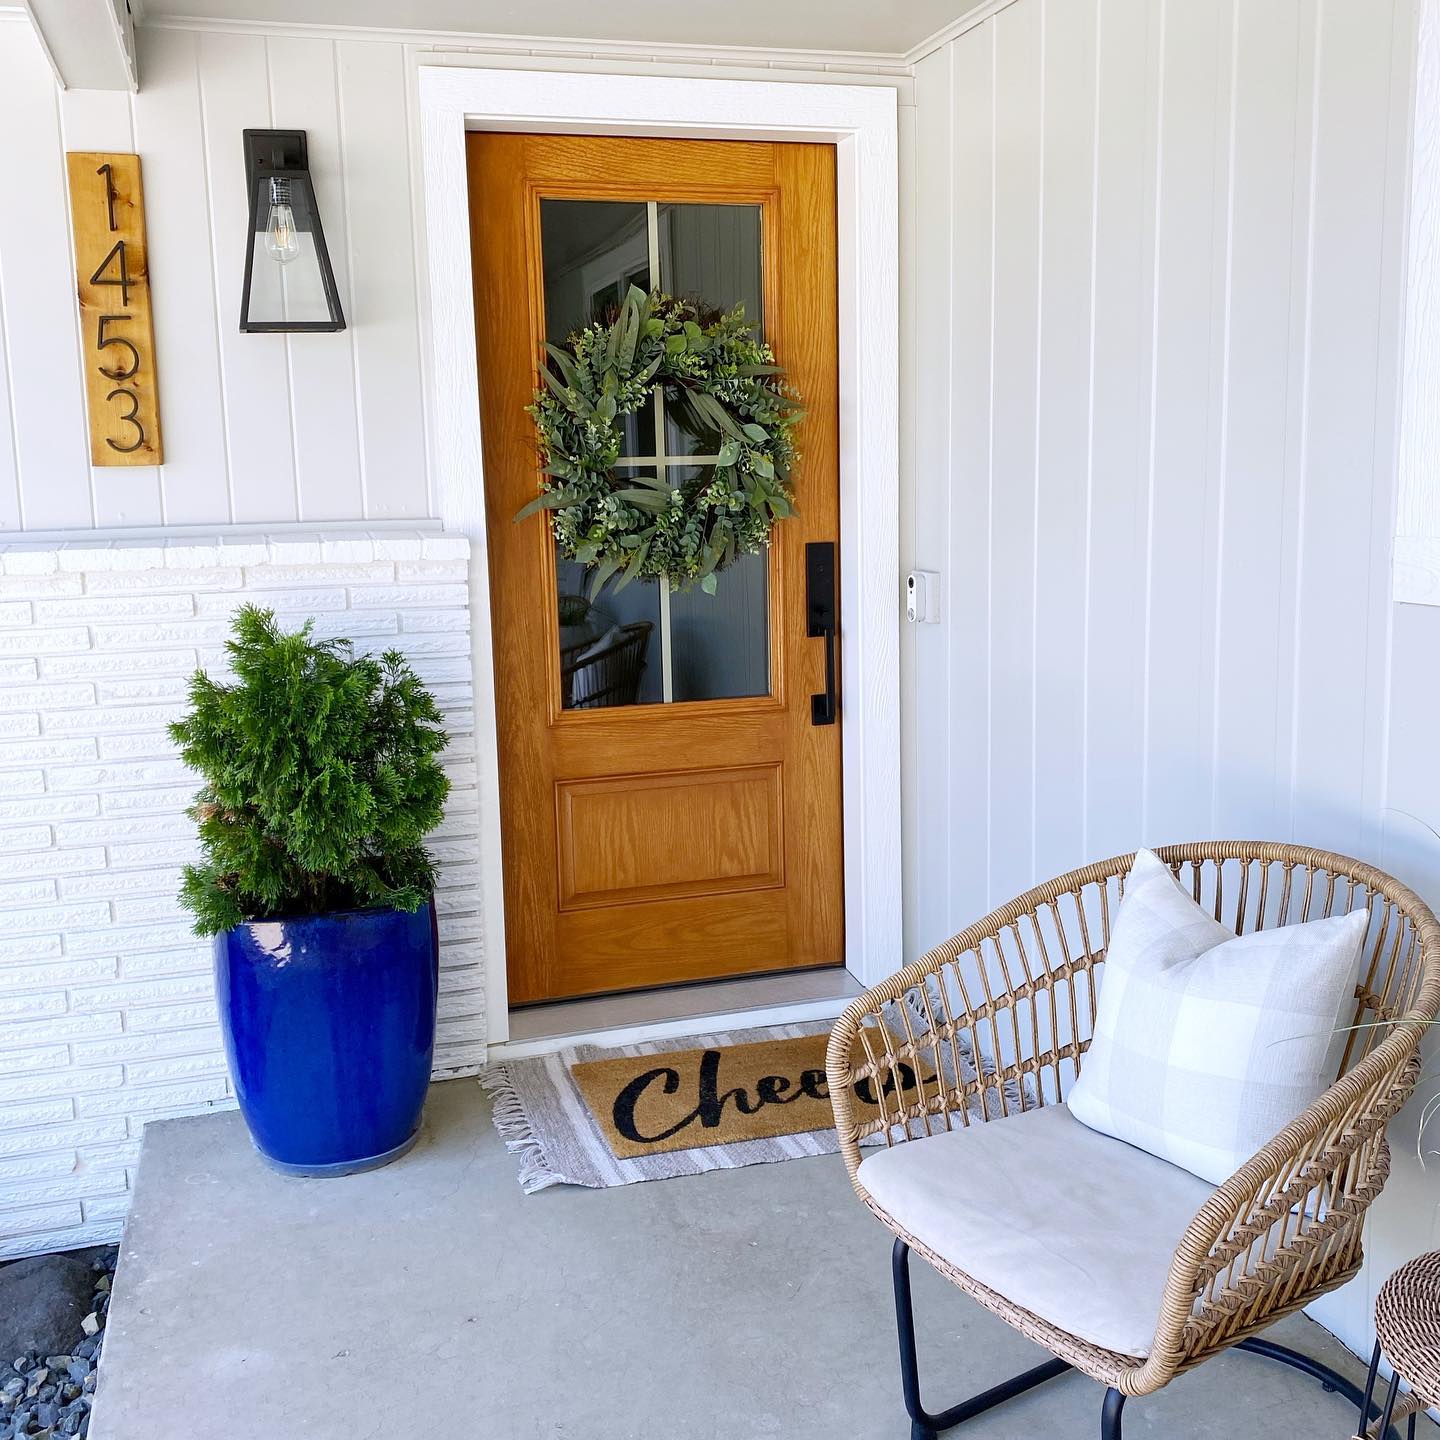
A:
[136, 0, 990, 58]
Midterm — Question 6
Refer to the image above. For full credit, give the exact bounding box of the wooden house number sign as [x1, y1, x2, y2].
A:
[65, 152, 163, 465]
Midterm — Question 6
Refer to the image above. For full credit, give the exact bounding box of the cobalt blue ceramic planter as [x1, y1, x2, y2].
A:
[214, 902, 438, 1177]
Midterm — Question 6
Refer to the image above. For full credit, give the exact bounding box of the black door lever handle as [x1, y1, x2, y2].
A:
[812, 627, 837, 726]
[806, 541, 837, 726]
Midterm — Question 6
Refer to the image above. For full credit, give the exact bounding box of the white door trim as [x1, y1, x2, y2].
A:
[416, 64, 900, 1043]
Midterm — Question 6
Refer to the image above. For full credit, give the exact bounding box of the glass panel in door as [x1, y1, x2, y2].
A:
[540, 200, 656, 459]
[539, 197, 770, 709]
[657, 203, 764, 461]
[657, 204, 769, 701]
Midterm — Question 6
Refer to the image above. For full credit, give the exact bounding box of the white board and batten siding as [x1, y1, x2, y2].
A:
[905, 0, 1411, 935]
[0, 16, 911, 536]
[0, 18, 431, 531]
[903, 0, 1416, 1357]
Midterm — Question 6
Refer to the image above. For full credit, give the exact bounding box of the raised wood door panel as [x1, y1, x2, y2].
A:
[556, 764, 784, 911]
[468, 132, 842, 1004]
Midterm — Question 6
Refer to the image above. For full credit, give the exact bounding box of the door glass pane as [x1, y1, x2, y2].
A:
[556, 543, 663, 711]
[540, 199, 772, 709]
[666, 466, 770, 702]
[540, 199, 656, 458]
[657, 203, 764, 458]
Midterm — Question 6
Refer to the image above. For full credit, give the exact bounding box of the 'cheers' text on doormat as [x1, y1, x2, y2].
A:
[572, 1031, 918, 1158]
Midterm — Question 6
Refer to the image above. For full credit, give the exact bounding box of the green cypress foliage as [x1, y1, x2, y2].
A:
[169, 606, 450, 936]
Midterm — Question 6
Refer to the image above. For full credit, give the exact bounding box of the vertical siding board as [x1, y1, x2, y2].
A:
[1396, 0, 1440, 548]
[58, 89, 166, 529]
[401, 44, 438, 519]
[907, 50, 954, 953]
[898, 87, 919, 961]
[1142, 0, 1227, 840]
[1359, 1, 1418, 861]
[1083, 0, 1158, 857]
[1211, 1, 1303, 838]
[1275, 2, 1323, 844]
[0, 27, 24, 531]
[986, 0, 1044, 906]
[336, 41, 431, 521]
[948, 25, 996, 924]
[196, 29, 297, 524]
[0, 26, 93, 531]
[130, 26, 231, 526]
[1290, 0, 1396, 852]
[1032, 0, 1098, 883]
[0, 278, 18, 528]
[265, 36, 363, 523]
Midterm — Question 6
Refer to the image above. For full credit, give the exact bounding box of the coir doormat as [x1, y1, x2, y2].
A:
[480, 1019, 1004, 1192]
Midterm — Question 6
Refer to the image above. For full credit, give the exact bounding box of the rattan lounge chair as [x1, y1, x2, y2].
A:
[826, 843, 1440, 1440]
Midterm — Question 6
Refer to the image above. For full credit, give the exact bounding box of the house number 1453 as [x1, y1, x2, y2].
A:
[65, 152, 164, 466]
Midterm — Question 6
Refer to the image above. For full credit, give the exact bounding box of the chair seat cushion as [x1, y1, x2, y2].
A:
[857, 1104, 1215, 1358]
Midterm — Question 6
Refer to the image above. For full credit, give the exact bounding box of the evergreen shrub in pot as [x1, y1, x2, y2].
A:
[171, 606, 450, 1175]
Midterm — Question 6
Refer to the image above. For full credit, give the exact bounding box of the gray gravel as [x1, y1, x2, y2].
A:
[0, 1247, 116, 1440]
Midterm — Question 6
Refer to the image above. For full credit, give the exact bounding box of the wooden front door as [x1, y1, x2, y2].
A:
[467, 133, 842, 1005]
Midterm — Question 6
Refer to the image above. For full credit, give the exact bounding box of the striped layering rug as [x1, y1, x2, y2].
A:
[480, 1016, 1014, 1192]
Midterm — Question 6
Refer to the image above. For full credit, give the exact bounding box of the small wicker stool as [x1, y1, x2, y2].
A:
[1357, 1252, 1440, 1439]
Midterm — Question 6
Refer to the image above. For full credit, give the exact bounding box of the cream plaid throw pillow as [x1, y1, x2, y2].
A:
[1067, 849, 1368, 1185]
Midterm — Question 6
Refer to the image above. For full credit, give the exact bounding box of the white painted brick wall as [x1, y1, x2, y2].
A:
[0, 530, 485, 1259]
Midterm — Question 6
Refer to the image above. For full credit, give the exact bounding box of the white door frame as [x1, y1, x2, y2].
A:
[416, 65, 900, 1043]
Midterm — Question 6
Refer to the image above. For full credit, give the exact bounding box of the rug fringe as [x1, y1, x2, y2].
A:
[478, 1064, 567, 1194]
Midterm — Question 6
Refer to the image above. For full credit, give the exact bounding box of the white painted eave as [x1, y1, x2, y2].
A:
[902, 0, 1022, 63]
[125, 0, 1020, 76]
[138, 12, 909, 73]
[22, 0, 138, 91]
[7, 0, 1018, 91]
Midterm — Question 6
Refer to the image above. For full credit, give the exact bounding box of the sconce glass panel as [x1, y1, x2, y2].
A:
[239, 131, 346, 333]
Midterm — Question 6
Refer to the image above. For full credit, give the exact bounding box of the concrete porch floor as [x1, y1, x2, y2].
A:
[90, 1078, 1426, 1440]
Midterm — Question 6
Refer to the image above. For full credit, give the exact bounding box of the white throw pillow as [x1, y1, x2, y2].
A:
[1066, 849, 1369, 1185]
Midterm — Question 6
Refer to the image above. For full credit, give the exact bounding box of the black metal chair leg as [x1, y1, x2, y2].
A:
[1364, 1344, 1417, 1440]
[1375, 1373, 1401, 1440]
[1359, 1340, 1384, 1425]
[1101, 1387, 1125, 1439]
[892, 1239, 1071, 1437]
[893, 1238, 938, 1439]
[890, 1242, 1400, 1439]
[1236, 1336, 1405, 1440]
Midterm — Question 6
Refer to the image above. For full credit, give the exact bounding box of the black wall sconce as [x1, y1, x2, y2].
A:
[239, 129, 346, 333]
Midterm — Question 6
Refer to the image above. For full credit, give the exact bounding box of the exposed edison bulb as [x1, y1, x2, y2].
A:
[262, 177, 300, 264]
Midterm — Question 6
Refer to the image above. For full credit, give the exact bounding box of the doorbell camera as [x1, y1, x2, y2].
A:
[906, 570, 939, 624]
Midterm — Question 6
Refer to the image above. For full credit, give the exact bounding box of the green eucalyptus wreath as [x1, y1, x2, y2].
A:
[520, 286, 802, 595]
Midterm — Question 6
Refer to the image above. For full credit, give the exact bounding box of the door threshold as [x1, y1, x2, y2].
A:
[489, 967, 865, 1060]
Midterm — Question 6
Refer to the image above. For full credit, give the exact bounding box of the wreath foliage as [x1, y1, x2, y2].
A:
[521, 286, 802, 595]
